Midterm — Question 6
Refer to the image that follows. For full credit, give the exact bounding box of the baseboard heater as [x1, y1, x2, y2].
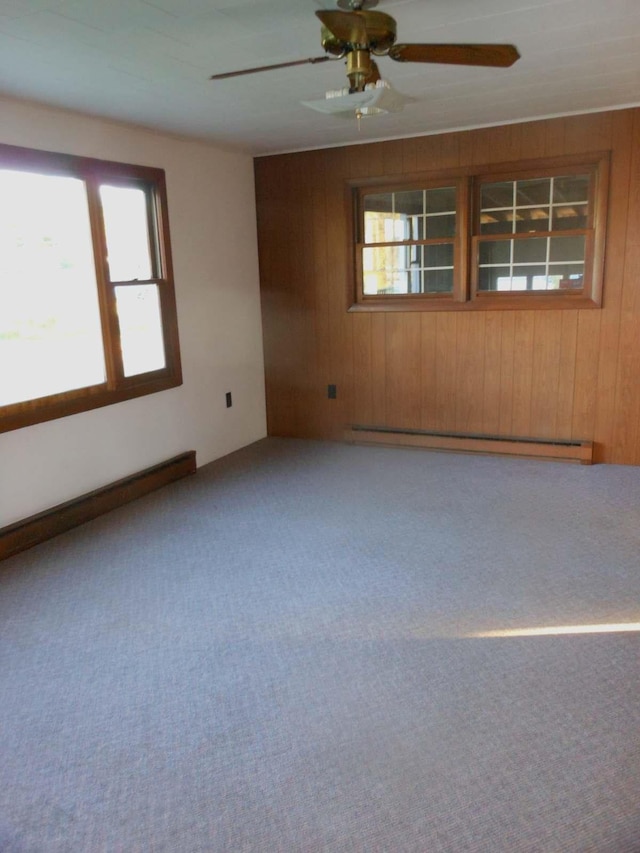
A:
[345, 426, 593, 465]
[0, 451, 197, 562]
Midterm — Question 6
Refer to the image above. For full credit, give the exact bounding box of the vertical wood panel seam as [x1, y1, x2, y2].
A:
[609, 109, 639, 460]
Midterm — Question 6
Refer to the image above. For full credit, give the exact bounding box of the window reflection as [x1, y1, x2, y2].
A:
[362, 186, 456, 295]
[478, 174, 589, 292]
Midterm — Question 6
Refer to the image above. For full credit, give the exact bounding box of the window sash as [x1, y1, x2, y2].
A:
[472, 230, 593, 296]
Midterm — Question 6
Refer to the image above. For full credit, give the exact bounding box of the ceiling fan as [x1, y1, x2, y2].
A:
[209, 0, 520, 95]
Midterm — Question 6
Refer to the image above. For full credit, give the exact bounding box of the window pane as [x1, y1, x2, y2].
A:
[363, 269, 409, 294]
[480, 211, 512, 235]
[402, 215, 422, 241]
[549, 235, 585, 262]
[410, 217, 426, 240]
[552, 204, 588, 230]
[0, 169, 106, 406]
[548, 264, 584, 289]
[478, 265, 552, 292]
[423, 268, 453, 293]
[364, 193, 393, 214]
[101, 185, 153, 282]
[479, 240, 510, 266]
[424, 243, 454, 268]
[362, 246, 408, 294]
[513, 237, 547, 264]
[516, 178, 551, 206]
[115, 284, 165, 377]
[395, 190, 423, 217]
[407, 269, 423, 294]
[362, 246, 398, 274]
[515, 208, 550, 233]
[513, 264, 548, 289]
[478, 266, 511, 292]
[425, 187, 456, 214]
[553, 175, 589, 203]
[364, 211, 383, 243]
[426, 214, 455, 238]
[481, 182, 513, 209]
[363, 245, 401, 274]
[408, 245, 422, 268]
[363, 211, 407, 243]
[372, 270, 408, 294]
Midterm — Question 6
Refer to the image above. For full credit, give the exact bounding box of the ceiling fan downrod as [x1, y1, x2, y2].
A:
[346, 49, 373, 91]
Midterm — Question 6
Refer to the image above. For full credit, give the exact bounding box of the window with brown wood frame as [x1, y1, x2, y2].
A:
[0, 143, 182, 433]
[350, 152, 609, 312]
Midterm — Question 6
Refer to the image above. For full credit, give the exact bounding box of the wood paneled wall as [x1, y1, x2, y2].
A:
[255, 109, 640, 464]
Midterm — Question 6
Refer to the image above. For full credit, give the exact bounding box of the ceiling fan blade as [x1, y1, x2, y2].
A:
[389, 43, 520, 68]
[315, 10, 368, 45]
[210, 55, 330, 81]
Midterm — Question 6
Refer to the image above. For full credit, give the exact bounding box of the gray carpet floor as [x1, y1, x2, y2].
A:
[1, 438, 640, 852]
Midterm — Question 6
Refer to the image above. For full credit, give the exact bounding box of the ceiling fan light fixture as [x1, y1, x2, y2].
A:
[301, 78, 415, 118]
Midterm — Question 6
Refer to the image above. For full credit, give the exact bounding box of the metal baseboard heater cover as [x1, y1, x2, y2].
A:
[345, 426, 593, 464]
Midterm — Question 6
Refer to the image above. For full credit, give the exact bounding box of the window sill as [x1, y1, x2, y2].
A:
[349, 292, 601, 312]
[0, 371, 182, 434]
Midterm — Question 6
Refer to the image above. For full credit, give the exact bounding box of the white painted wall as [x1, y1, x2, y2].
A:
[0, 96, 266, 527]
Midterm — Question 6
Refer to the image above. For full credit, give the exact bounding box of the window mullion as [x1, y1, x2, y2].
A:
[145, 184, 161, 280]
[545, 177, 553, 286]
[456, 176, 470, 302]
[85, 179, 124, 388]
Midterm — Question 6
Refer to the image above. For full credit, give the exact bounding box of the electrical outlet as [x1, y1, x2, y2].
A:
[225, 391, 232, 408]
[327, 384, 337, 399]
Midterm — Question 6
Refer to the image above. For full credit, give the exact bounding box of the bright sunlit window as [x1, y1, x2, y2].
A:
[0, 170, 105, 406]
[0, 144, 182, 433]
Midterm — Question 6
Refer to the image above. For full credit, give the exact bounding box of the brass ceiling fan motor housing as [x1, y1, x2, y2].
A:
[319, 10, 397, 56]
[319, 9, 397, 92]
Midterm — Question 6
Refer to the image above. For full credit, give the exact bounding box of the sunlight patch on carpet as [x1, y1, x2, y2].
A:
[469, 622, 640, 638]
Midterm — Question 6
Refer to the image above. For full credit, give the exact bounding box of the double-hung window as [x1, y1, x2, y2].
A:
[474, 165, 598, 296]
[350, 153, 608, 311]
[355, 179, 466, 304]
[0, 144, 182, 433]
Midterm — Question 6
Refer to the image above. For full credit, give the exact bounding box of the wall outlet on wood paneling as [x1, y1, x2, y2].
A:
[327, 384, 337, 399]
[225, 391, 232, 408]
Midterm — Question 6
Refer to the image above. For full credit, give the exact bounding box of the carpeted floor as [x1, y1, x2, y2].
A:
[1, 438, 640, 852]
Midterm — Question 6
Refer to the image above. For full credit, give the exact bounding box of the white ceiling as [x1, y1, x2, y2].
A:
[0, 0, 639, 156]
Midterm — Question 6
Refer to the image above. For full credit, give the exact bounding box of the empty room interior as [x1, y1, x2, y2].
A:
[1, 1, 640, 850]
